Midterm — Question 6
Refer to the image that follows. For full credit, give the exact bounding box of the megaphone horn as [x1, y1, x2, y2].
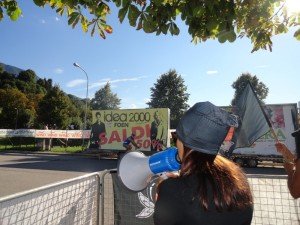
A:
[117, 147, 181, 192]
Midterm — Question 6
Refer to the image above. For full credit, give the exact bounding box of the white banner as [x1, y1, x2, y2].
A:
[0, 129, 91, 139]
[234, 104, 297, 155]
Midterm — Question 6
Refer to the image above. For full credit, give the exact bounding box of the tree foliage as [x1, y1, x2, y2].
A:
[37, 86, 76, 129]
[0, 68, 90, 129]
[18, 69, 36, 83]
[231, 73, 269, 105]
[0, 88, 35, 128]
[147, 69, 189, 129]
[91, 82, 121, 110]
[1, 0, 299, 52]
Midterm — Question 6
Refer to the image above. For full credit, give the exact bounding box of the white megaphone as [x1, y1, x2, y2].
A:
[117, 147, 181, 192]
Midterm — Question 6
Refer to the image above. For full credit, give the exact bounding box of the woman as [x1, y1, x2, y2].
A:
[154, 102, 253, 225]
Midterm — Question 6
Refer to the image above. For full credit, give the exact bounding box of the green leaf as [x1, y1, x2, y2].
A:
[193, 6, 204, 17]
[143, 19, 155, 33]
[9, 7, 22, 21]
[227, 31, 236, 43]
[218, 30, 228, 43]
[91, 22, 96, 36]
[113, 0, 122, 7]
[277, 24, 287, 33]
[0, 7, 3, 21]
[170, 23, 179, 35]
[136, 17, 143, 30]
[294, 28, 300, 41]
[122, 0, 130, 7]
[33, 0, 45, 7]
[81, 16, 88, 33]
[161, 23, 169, 34]
[68, 12, 79, 25]
[72, 15, 80, 28]
[128, 5, 140, 27]
[118, 6, 128, 23]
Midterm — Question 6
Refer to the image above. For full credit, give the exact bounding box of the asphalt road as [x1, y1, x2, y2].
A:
[0, 152, 118, 197]
[0, 152, 286, 198]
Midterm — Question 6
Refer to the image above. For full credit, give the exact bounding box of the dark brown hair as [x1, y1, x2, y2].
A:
[180, 146, 253, 211]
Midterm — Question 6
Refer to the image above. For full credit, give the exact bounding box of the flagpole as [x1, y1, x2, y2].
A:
[248, 82, 279, 142]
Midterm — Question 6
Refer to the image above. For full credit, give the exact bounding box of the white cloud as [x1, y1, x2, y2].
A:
[66, 79, 86, 87]
[129, 104, 137, 109]
[206, 70, 218, 75]
[55, 17, 60, 21]
[89, 76, 147, 90]
[54, 68, 63, 74]
[256, 65, 269, 68]
[41, 19, 46, 24]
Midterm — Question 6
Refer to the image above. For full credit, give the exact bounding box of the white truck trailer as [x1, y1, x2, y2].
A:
[231, 103, 299, 167]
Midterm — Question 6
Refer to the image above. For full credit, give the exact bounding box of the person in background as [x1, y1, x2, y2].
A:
[150, 111, 165, 151]
[154, 102, 253, 225]
[275, 128, 300, 199]
[123, 133, 139, 151]
[90, 112, 106, 149]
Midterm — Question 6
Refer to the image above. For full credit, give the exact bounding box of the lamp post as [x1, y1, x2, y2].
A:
[73, 62, 89, 149]
[15, 108, 18, 129]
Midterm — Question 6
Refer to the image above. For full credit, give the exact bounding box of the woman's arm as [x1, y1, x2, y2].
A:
[288, 159, 300, 199]
[275, 142, 300, 199]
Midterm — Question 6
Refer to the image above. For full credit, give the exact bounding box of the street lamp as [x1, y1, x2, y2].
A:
[73, 62, 89, 149]
[15, 108, 18, 130]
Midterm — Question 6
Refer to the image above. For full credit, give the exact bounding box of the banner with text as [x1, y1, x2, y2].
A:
[90, 108, 170, 151]
[233, 104, 297, 155]
[0, 129, 90, 139]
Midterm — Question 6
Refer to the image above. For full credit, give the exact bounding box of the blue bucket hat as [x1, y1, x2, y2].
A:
[176, 101, 238, 155]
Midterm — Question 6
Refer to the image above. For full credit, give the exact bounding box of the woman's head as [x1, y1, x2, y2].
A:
[176, 102, 238, 156]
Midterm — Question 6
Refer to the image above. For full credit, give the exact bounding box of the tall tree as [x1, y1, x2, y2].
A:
[148, 70, 189, 128]
[37, 86, 75, 129]
[231, 73, 269, 105]
[0, 71, 16, 89]
[18, 69, 36, 83]
[0, 88, 36, 128]
[1, 0, 299, 52]
[91, 82, 121, 110]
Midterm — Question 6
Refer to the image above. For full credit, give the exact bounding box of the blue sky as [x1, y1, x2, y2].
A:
[0, 1, 299, 109]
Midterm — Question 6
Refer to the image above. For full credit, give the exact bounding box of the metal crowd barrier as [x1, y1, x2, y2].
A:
[101, 171, 300, 225]
[248, 174, 300, 225]
[0, 173, 100, 225]
[1, 171, 300, 225]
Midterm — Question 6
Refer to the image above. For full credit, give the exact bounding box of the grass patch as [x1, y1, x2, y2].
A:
[0, 145, 85, 153]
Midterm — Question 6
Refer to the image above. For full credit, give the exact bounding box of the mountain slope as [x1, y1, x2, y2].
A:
[0, 62, 23, 75]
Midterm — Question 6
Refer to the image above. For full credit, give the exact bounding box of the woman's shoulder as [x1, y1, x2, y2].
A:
[159, 175, 196, 190]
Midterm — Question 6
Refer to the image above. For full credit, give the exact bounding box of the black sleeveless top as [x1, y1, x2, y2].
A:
[154, 175, 253, 225]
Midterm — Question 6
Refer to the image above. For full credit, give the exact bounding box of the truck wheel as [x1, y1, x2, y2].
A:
[247, 159, 258, 168]
[234, 158, 244, 167]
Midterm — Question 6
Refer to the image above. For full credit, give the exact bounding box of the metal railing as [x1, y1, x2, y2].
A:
[0, 173, 100, 225]
[1, 171, 299, 225]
